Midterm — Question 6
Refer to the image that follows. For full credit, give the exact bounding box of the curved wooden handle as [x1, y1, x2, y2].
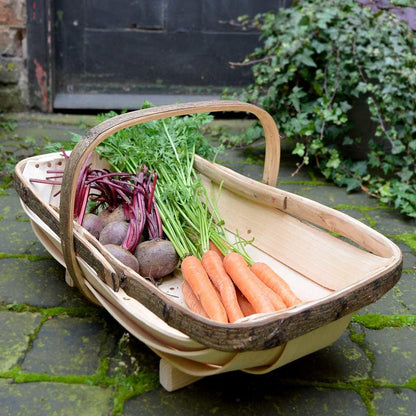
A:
[59, 100, 281, 300]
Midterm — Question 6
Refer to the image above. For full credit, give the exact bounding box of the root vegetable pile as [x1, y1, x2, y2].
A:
[182, 250, 301, 323]
[31, 150, 178, 280]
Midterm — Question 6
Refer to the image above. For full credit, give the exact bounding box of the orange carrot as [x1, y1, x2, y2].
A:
[236, 289, 255, 317]
[209, 240, 224, 259]
[251, 262, 302, 307]
[223, 252, 275, 314]
[182, 280, 208, 318]
[201, 250, 244, 323]
[259, 281, 287, 311]
[181, 255, 228, 323]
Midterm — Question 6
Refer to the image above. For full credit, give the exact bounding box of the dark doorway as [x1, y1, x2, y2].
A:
[27, 0, 291, 111]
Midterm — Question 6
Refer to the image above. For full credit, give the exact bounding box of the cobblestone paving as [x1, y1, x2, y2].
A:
[0, 114, 415, 415]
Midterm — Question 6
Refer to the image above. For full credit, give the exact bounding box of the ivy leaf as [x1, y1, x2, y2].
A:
[231, 0, 416, 218]
[398, 167, 413, 182]
[293, 142, 306, 157]
[345, 177, 362, 193]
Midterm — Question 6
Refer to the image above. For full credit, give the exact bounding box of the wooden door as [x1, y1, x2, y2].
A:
[27, 0, 291, 111]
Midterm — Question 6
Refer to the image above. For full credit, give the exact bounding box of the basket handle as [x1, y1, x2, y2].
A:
[59, 100, 281, 300]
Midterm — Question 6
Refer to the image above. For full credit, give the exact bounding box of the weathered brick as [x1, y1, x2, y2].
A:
[0, 56, 21, 84]
[0, 26, 23, 57]
[0, 84, 23, 111]
[0, 0, 26, 25]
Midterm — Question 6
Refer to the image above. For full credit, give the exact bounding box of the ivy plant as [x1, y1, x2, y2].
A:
[232, 0, 416, 218]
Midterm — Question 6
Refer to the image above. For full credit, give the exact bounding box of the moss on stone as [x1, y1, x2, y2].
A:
[352, 314, 416, 329]
[333, 204, 384, 212]
[0, 252, 52, 261]
[350, 379, 376, 416]
[394, 233, 416, 253]
[349, 323, 375, 366]
[403, 376, 416, 390]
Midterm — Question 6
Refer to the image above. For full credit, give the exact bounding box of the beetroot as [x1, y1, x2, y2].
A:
[98, 205, 128, 227]
[104, 244, 139, 273]
[30, 155, 162, 255]
[99, 221, 129, 246]
[81, 213, 104, 239]
[134, 238, 179, 279]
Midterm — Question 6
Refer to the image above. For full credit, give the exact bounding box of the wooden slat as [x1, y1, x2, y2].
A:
[195, 156, 399, 259]
[210, 183, 393, 290]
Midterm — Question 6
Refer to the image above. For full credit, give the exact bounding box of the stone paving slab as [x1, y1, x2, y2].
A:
[1, 113, 415, 415]
[22, 315, 115, 376]
[0, 191, 53, 257]
[0, 311, 42, 372]
[273, 328, 372, 383]
[373, 388, 416, 416]
[369, 209, 416, 236]
[0, 379, 113, 416]
[124, 380, 368, 416]
[365, 327, 416, 385]
[0, 257, 89, 307]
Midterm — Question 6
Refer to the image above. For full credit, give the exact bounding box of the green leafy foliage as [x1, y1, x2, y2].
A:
[234, 0, 416, 218]
[47, 104, 251, 260]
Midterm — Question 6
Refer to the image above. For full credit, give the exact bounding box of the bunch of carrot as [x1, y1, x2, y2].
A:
[181, 249, 302, 323]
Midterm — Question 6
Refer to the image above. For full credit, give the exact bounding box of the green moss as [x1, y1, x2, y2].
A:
[362, 212, 377, 229]
[332, 204, 384, 212]
[1, 365, 112, 387]
[350, 379, 376, 416]
[0, 358, 156, 415]
[403, 376, 416, 390]
[349, 324, 375, 365]
[112, 372, 159, 415]
[349, 327, 365, 345]
[352, 314, 416, 329]
[0, 252, 52, 261]
[300, 379, 376, 416]
[394, 233, 416, 253]
[0, 303, 101, 320]
[109, 332, 159, 414]
[2, 303, 42, 313]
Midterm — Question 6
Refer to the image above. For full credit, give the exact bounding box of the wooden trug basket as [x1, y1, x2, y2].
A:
[14, 100, 402, 391]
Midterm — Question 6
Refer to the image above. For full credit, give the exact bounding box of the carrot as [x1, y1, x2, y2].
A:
[181, 255, 228, 323]
[181, 280, 208, 318]
[236, 289, 255, 317]
[223, 252, 275, 314]
[201, 250, 244, 323]
[251, 262, 302, 307]
[258, 281, 287, 311]
[209, 240, 224, 259]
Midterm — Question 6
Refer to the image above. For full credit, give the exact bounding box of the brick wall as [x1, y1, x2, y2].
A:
[0, 0, 27, 111]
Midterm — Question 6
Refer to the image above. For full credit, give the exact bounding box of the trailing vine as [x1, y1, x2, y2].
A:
[231, 0, 416, 218]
